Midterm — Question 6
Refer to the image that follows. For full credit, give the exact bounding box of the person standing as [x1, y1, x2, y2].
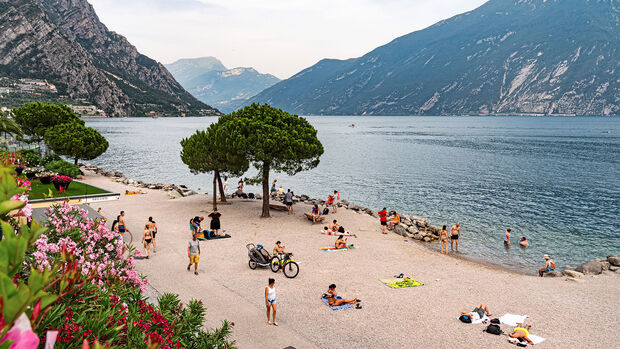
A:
[238, 179, 244, 191]
[208, 209, 222, 236]
[117, 211, 128, 234]
[504, 228, 511, 245]
[440, 225, 449, 254]
[377, 207, 388, 234]
[223, 176, 229, 196]
[147, 217, 158, 253]
[450, 223, 461, 251]
[333, 190, 340, 213]
[284, 189, 294, 215]
[142, 224, 153, 259]
[265, 278, 277, 325]
[187, 234, 200, 275]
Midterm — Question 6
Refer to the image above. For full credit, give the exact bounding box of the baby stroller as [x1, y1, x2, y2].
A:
[246, 243, 276, 270]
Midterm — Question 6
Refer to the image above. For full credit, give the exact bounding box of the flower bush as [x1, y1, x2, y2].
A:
[35, 172, 56, 178]
[50, 175, 72, 184]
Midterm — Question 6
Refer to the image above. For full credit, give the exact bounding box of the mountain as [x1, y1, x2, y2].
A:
[166, 57, 280, 113]
[245, 0, 619, 116]
[0, 0, 219, 117]
[165, 57, 227, 86]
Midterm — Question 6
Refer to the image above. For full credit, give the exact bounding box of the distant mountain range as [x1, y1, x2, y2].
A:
[0, 0, 218, 117]
[243, 0, 619, 116]
[166, 57, 279, 113]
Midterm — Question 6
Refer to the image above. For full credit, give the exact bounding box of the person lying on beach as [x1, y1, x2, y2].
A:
[519, 236, 529, 247]
[273, 241, 286, 258]
[326, 284, 359, 306]
[538, 254, 556, 277]
[460, 303, 492, 322]
[310, 204, 321, 223]
[329, 220, 346, 233]
[388, 212, 401, 230]
[509, 324, 534, 345]
[335, 236, 350, 249]
[124, 190, 145, 195]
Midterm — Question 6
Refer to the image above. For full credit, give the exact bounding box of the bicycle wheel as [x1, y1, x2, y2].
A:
[248, 260, 257, 270]
[283, 261, 299, 278]
[270, 256, 281, 273]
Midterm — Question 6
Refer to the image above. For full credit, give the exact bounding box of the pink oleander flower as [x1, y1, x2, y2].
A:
[0, 313, 39, 348]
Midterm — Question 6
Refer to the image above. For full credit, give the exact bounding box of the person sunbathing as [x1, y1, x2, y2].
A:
[329, 219, 346, 233]
[326, 284, 359, 306]
[311, 204, 321, 223]
[509, 324, 534, 345]
[460, 303, 492, 322]
[335, 236, 350, 249]
[125, 190, 145, 195]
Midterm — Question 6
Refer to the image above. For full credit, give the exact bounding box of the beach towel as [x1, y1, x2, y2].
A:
[379, 278, 424, 289]
[321, 297, 354, 311]
[320, 230, 356, 237]
[508, 334, 546, 345]
[320, 246, 357, 251]
[499, 314, 528, 327]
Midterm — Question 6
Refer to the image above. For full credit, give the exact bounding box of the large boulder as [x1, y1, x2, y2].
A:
[543, 270, 562, 277]
[407, 225, 419, 234]
[607, 255, 620, 267]
[575, 260, 603, 275]
[562, 270, 584, 278]
[600, 261, 610, 271]
[413, 233, 424, 240]
[393, 225, 407, 237]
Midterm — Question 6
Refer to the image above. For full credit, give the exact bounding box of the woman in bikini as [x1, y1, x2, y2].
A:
[334, 236, 348, 249]
[311, 204, 321, 223]
[326, 284, 359, 306]
[142, 224, 153, 258]
[146, 217, 158, 252]
[440, 225, 449, 254]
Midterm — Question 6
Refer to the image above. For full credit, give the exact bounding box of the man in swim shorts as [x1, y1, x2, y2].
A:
[284, 189, 294, 215]
[509, 324, 534, 345]
[187, 234, 200, 275]
[377, 207, 388, 234]
[450, 223, 461, 251]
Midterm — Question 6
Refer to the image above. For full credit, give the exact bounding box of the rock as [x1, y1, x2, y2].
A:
[575, 260, 603, 275]
[600, 261, 610, 271]
[543, 270, 562, 277]
[300, 195, 309, 201]
[182, 190, 197, 196]
[148, 185, 157, 189]
[423, 236, 431, 242]
[407, 225, 419, 234]
[562, 270, 584, 278]
[341, 199, 349, 206]
[393, 225, 407, 237]
[167, 191, 180, 199]
[255, 194, 262, 199]
[565, 277, 584, 283]
[609, 266, 619, 272]
[607, 255, 620, 267]
[413, 233, 424, 240]
[113, 171, 123, 177]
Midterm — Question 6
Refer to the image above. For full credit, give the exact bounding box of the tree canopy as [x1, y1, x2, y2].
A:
[0, 116, 23, 137]
[181, 122, 248, 209]
[11, 102, 82, 144]
[44, 121, 108, 165]
[219, 103, 323, 217]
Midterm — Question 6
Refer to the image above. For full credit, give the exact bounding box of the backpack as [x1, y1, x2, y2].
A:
[248, 193, 255, 199]
[458, 315, 472, 323]
[485, 324, 502, 335]
[322, 208, 329, 215]
[550, 260, 556, 269]
[490, 318, 500, 324]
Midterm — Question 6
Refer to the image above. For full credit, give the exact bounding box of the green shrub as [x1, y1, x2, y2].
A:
[41, 153, 61, 165]
[17, 148, 41, 166]
[45, 160, 81, 178]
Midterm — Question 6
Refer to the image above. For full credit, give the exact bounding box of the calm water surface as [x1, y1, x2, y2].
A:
[85, 116, 620, 273]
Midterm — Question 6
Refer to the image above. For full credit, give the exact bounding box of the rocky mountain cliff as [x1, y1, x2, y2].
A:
[246, 0, 619, 116]
[166, 57, 280, 113]
[0, 0, 219, 116]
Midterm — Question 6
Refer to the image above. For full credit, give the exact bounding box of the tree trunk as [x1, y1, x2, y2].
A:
[261, 163, 270, 218]
[74, 157, 78, 165]
[216, 171, 226, 202]
[212, 170, 218, 210]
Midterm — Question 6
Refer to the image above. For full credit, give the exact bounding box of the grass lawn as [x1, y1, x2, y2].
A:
[29, 181, 110, 200]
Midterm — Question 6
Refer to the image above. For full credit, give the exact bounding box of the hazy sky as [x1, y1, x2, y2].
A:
[89, 0, 487, 79]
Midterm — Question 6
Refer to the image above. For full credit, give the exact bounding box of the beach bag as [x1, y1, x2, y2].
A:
[323, 208, 329, 215]
[459, 315, 472, 323]
[485, 324, 502, 335]
[550, 260, 556, 269]
[490, 318, 500, 324]
[248, 193, 255, 199]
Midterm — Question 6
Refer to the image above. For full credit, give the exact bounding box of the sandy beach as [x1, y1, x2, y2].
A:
[82, 171, 620, 349]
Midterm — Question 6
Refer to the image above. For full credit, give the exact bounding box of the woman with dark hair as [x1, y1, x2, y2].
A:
[265, 278, 277, 325]
[440, 225, 449, 254]
[208, 209, 222, 236]
[326, 284, 359, 306]
[147, 217, 158, 252]
[311, 204, 321, 223]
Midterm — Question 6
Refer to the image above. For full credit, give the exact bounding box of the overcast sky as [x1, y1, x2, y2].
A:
[89, 0, 487, 79]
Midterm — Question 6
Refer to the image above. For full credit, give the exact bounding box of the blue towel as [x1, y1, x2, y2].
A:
[321, 297, 353, 310]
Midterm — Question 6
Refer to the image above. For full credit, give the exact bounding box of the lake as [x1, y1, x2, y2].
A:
[85, 116, 620, 273]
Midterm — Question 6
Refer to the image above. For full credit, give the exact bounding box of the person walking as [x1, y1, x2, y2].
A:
[117, 211, 128, 235]
[147, 217, 158, 253]
[265, 278, 278, 325]
[440, 225, 449, 254]
[142, 224, 153, 259]
[450, 223, 461, 251]
[284, 189, 294, 215]
[377, 207, 388, 234]
[187, 234, 200, 275]
[223, 176, 229, 196]
[208, 208, 222, 236]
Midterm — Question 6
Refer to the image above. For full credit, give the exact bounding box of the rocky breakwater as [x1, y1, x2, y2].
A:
[542, 255, 620, 282]
[80, 164, 197, 198]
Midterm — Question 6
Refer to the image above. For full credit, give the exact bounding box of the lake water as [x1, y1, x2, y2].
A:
[85, 116, 620, 273]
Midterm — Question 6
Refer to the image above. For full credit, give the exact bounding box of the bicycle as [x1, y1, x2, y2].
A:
[270, 252, 299, 278]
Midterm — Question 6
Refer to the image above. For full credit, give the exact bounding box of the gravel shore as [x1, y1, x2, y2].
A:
[82, 171, 620, 349]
